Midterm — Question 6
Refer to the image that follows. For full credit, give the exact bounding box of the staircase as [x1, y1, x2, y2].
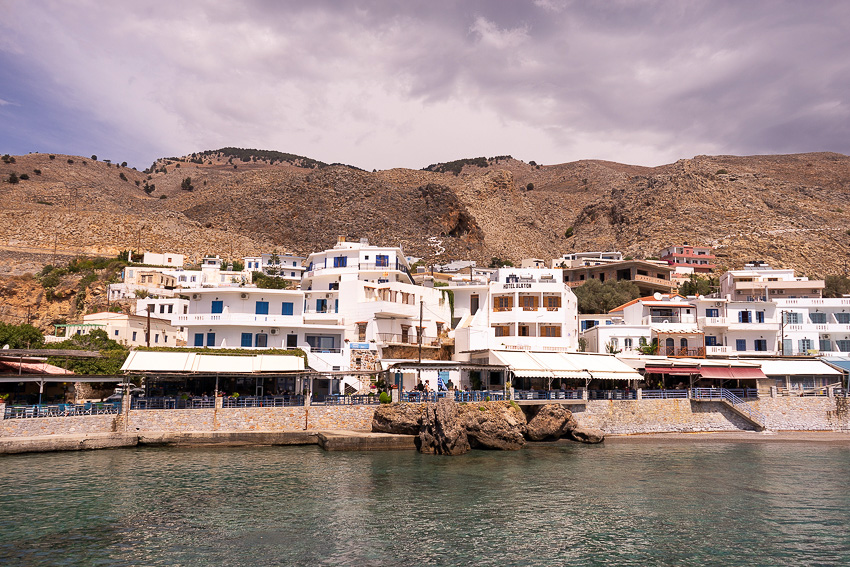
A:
[691, 388, 767, 431]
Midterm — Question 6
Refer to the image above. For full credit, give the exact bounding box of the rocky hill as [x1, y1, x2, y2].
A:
[1, 149, 849, 286]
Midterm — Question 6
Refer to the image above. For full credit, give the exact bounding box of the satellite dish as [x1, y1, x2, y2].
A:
[653, 292, 662, 301]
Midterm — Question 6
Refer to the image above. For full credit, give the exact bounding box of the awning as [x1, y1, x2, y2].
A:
[490, 350, 641, 381]
[121, 351, 304, 373]
[754, 359, 842, 377]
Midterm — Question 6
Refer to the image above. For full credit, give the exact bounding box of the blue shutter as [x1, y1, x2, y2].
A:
[241, 333, 253, 347]
[206, 332, 215, 347]
[282, 302, 294, 316]
[194, 333, 204, 347]
[211, 300, 223, 314]
[334, 299, 339, 313]
[738, 311, 744, 323]
[735, 339, 746, 351]
[255, 301, 269, 315]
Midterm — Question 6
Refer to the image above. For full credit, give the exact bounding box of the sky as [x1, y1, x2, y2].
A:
[1, 0, 849, 171]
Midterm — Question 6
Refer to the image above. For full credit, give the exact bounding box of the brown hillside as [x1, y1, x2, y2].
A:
[1, 150, 849, 283]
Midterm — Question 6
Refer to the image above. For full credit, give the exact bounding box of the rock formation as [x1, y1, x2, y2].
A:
[525, 404, 578, 441]
[372, 402, 425, 435]
[458, 401, 527, 450]
[417, 398, 471, 456]
[569, 425, 605, 444]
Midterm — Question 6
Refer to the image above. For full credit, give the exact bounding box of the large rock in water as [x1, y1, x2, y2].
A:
[372, 403, 423, 435]
[459, 401, 527, 450]
[569, 425, 605, 444]
[525, 404, 578, 441]
[418, 398, 471, 456]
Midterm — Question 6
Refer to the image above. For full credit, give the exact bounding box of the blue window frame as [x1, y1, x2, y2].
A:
[735, 339, 746, 351]
[705, 336, 718, 346]
[799, 339, 813, 352]
[154, 334, 159, 344]
[756, 311, 765, 323]
[194, 333, 204, 347]
[282, 302, 294, 316]
[241, 333, 253, 347]
[706, 308, 719, 318]
[754, 339, 767, 351]
[211, 300, 223, 314]
[132, 331, 137, 341]
[738, 311, 752, 323]
[255, 301, 269, 315]
[114, 330, 119, 336]
[206, 332, 215, 347]
[376, 254, 389, 267]
[316, 299, 327, 312]
[333, 256, 347, 268]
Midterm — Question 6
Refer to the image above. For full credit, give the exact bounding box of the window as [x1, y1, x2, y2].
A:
[799, 338, 813, 353]
[493, 325, 510, 337]
[194, 333, 204, 347]
[241, 333, 252, 347]
[255, 333, 268, 348]
[680, 338, 688, 348]
[291, 272, 296, 277]
[819, 338, 832, 352]
[784, 312, 801, 324]
[736, 339, 746, 351]
[756, 311, 765, 323]
[836, 313, 850, 324]
[494, 296, 513, 311]
[255, 301, 269, 315]
[639, 337, 647, 346]
[281, 302, 294, 316]
[114, 330, 119, 336]
[154, 334, 159, 344]
[316, 299, 327, 312]
[837, 340, 850, 352]
[541, 326, 561, 337]
[357, 323, 367, 342]
[754, 339, 767, 351]
[168, 305, 173, 313]
[738, 311, 752, 323]
[159, 305, 166, 314]
[521, 296, 538, 311]
[206, 332, 215, 347]
[706, 308, 719, 318]
[810, 313, 827, 324]
[624, 338, 633, 349]
[306, 335, 337, 351]
[580, 320, 597, 331]
[132, 331, 137, 341]
[545, 296, 561, 310]
[333, 256, 347, 268]
[287, 334, 298, 348]
[376, 254, 389, 267]
[705, 336, 718, 347]
[519, 325, 530, 337]
[211, 300, 223, 314]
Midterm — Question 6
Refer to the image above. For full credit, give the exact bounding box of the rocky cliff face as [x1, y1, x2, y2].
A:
[1, 149, 848, 284]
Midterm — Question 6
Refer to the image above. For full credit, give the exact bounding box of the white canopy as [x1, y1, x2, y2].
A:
[121, 351, 304, 373]
[752, 359, 842, 377]
[490, 350, 642, 381]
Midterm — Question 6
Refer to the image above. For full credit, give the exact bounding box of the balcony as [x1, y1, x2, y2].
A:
[377, 333, 441, 347]
[176, 313, 300, 325]
[661, 346, 706, 358]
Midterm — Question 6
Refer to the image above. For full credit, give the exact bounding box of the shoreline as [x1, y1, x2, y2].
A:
[604, 430, 850, 444]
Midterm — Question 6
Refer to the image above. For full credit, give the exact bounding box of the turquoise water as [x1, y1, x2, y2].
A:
[1, 441, 850, 566]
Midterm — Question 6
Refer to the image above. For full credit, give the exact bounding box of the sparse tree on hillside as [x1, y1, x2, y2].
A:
[181, 177, 194, 191]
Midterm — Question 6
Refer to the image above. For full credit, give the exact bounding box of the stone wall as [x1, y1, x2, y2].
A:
[573, 396, 850, 434]
[0, 414, 118, 437]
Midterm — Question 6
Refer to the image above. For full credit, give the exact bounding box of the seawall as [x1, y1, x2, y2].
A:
[2, 398, 849, 454]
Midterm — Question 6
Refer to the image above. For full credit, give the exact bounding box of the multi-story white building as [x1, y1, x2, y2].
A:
[552, 251, 623, 269]
[719, 262, 824, 301]
[51, 312, 180, 347]
[449, 267, 579, 359]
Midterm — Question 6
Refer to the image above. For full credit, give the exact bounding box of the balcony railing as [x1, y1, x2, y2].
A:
[662, 346, 706, 357]
[377, 333, 440, 346]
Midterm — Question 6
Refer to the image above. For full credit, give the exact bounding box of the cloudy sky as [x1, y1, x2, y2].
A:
[1, 0, 849, 170]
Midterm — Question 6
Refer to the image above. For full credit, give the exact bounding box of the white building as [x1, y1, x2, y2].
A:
[552, 251, 623, 269]
[449, 267, 579, 359]
[142, 251, 184, 268]
[52, 312, 180, 347]
[719, 262, 824, 301]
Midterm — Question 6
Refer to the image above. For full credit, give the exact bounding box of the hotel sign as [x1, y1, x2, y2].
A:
[502, 283, 532, 289]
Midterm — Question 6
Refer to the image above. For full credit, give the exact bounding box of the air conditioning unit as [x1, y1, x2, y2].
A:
[270, 328, 279, 335]
[325, 294, 333, 299]
[191, 293, 201, 300]
[714, 302, 722, 307]
[662, 320, 669, 324]
[240, 292, 249, 299]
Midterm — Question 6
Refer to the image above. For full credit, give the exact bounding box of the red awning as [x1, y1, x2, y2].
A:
[644, 366, 699, 375]
[699, 366, 768, 380]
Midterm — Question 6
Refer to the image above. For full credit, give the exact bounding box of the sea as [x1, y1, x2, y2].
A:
[1, 440, 849, 566]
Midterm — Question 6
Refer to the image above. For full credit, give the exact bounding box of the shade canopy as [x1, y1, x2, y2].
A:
[121, 351, 305, 374]
[490, 350, 642, 381]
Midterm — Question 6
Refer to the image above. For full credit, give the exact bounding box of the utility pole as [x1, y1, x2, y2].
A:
[146, 304, 152, 347]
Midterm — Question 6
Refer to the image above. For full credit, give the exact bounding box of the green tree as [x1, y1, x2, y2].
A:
[824, 275, 850, 298]
[489, 257, 514, 268]
[231, 260, 244, 272]
[0, 322, 45, 349]
[252, 272, 290, 289]
[678, 274, 718, 297]
[48, 329, 129, 375]
[7, 172, 19, 184]
[181, 177, 194, 191]
[267, 251, 280, 275]
[573, 279, 641, 314]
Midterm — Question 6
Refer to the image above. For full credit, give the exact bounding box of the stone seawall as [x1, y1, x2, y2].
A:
[573, 397, 850, 434]
[0, 406, 375, 438]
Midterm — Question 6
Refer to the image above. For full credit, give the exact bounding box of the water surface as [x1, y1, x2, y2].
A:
[1, 441, 849, 566]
